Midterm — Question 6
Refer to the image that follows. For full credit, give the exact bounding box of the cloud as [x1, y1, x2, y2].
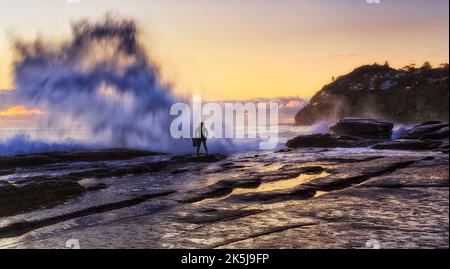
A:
[328, 53, 366, 58]
[281, 100, 303, 108]
[211, 96, 309, 124]
[0, 94, 46, 127]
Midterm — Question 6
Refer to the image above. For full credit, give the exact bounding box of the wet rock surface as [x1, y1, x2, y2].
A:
[287, 119, 449, 152]
[373, 121, 449, 151]
[287, 117, 393, 149]
[330, 118, 394, 139]
[286, 133, 379, 148]
[0, 152, 227, 217]
[0, 149, 161, 171]
[400, 122, 449, 140]
[372, 139, 443, 151]
[0, 148, 447, 249]
[0, 180, 86, 217]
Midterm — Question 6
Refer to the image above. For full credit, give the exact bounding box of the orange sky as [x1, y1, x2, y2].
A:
[0, 105, 45, 127]
[0, 0, 449, 100]
[0, 105, 44, 117]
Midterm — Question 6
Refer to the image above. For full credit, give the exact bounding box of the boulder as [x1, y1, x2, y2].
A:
[0, 149, 162, 170]
[286, 133, 377, 148]
[400, 122, 449, 140]
[372, 139, 443, 151]
[0, 180, 86, 217]
[421, 127, 449, 140]
[329, 118, 394, 139]
[170, 154, 227, 163]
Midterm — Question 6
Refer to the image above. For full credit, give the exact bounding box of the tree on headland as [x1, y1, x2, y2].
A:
[421, 61, 432, 69]
[402, 63, 416, 72]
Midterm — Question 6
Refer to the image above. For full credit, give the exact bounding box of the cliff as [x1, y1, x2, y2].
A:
[295, 63, 449, 125]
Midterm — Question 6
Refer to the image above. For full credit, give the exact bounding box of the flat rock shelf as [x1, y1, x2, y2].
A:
[0, 148, 448, 249]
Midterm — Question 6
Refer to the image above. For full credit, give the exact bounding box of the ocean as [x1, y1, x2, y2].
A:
[0, 124, 324, 156]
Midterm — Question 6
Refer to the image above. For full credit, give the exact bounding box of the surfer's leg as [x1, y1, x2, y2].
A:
[197, 143, 201, 156]
[203, 140, 208, 154]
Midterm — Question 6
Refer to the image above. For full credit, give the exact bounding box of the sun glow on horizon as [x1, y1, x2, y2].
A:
[0, 105, 45, 118]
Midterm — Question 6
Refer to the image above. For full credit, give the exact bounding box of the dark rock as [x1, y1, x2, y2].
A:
[421, 127, 449, 140]
[286, 133, 378, 148]
[10, 153, 227, 186]
[274, 148, 292, 153]
[0, 190, 176, 239]
[180, 177, 262, 203]
[0, 180, 86, 217]
[170, 154, 227, 163]
[400, 122, 449, 140]
[315, 156, 384, 164]
[0, 182, 16, 197]
[416, 121, 443, 126]
[86, 183, 108, 191]
[177, 209, 263, 224]
[0, 149, 162, 170]
[278, 165, 325, 174]
[329, 118, 394, 139]
[227, 187, 316, 203]
[171, 168, 189, 175]
[372, 139, 443, 151]
[359, 163, 449, 188]
[440, 140, 449, 149]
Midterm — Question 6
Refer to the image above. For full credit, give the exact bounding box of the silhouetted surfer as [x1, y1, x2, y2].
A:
[194, 122, 209, 156]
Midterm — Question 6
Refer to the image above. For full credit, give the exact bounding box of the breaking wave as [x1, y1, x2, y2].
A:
[0, 134, 89, 156]
[5, 16, 288, 156]
[12, 16, 181, 153]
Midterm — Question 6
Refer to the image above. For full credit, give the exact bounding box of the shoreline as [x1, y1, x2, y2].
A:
[0, 146, 448, 249]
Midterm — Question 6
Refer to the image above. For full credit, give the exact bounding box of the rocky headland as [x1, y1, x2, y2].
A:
[295, 63, 449, 125]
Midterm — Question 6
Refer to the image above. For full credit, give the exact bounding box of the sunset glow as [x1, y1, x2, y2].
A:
[0, 105, 45, 118]
[0, 0, 448, 100]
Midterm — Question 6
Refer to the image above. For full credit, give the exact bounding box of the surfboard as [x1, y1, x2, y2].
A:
[192, 138, 201, 147]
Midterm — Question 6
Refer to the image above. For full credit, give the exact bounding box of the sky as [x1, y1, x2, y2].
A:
[0, 0, 449, 101]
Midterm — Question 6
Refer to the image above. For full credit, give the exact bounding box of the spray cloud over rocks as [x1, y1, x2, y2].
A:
[5, 16, 289, 155]
[12, 16, 178, 153]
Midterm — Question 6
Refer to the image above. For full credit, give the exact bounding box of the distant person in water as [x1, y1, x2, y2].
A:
[194, 122, 209, 156]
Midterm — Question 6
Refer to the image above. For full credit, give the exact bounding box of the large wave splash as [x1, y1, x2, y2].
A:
[12, 16, 179, 153]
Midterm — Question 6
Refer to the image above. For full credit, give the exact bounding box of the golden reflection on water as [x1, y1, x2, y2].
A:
[194, 172, 329, 206]
[313, 191, 329, 198]
[230, 172, 329, 196]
